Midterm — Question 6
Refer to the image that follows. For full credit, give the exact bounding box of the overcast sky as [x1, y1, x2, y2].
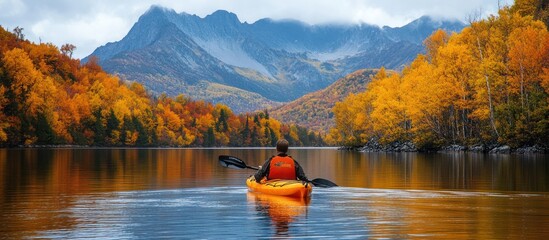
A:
[1, 0, 513, 59]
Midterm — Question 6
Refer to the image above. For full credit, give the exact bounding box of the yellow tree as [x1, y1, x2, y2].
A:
[2, 48, 43, 114]
[508, 24, 548, 114]
[542, 35, 549, 94]
[352, 68, 389, 141]
[464, 15, 502, 139]
[368, 73, 408, 144]
[349, 91, 375, 144]
[0, 86, 7, 141]
[424, 29, 450, 64]
[511, 0, 549, 26]
[330, 94, 360, 145]
[2, 48, 58, 144]
[401, 55, 448, 147]
[436, 35, 480, 142]
[329, 68, 396, 146]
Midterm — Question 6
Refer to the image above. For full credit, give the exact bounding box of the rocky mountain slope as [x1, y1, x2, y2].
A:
[86, 6, 465, 112]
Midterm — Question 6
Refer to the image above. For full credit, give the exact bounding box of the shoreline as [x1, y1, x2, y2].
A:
[4, 144, 547, 154]
[339, 142, 548, 154]
[3, 145, 337, 150]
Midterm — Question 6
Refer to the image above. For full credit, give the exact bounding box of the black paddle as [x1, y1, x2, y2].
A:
[218, 155, 338, 188]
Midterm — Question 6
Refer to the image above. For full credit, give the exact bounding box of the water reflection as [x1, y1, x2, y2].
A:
[247, 192, 310, 237]
[324, 151, 549, 192]
[1, 148, 548, 238]
[1, 148, 547, 194]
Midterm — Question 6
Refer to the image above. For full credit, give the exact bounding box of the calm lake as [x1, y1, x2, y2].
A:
[1, 148, 548, 239]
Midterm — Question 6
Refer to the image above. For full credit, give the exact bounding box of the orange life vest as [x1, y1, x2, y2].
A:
[268, 155, 296, 180]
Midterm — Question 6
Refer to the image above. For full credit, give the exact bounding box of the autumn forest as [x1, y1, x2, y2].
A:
[0, 27, 323, 147]
[2, 1, 549, 150]
[329, 2, 549, 150]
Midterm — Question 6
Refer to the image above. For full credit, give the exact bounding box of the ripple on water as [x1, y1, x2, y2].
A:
[29, 186, 549, 239]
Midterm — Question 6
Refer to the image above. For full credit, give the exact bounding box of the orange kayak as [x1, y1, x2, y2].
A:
[246, 176, 313, 199]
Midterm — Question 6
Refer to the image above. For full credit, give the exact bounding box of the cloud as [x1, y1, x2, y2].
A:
[0, 0, 26, 18]
[159, 0, 508, 26]
[30, 13, 130, 59]
[0, 0, 512, 59]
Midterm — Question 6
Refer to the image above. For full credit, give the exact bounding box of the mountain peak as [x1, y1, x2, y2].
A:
[206, 10, 241, 24]
[87, 7, 467, 113]
[410, 16, 441, 28]
[144, 5, 175, 16]
[406, 15, 465, 29]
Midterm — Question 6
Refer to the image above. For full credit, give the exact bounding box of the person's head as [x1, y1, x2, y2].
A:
[276, 139, 289, 153]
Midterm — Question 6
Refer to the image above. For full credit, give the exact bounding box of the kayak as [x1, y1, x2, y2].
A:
[246, 176, 313, 199]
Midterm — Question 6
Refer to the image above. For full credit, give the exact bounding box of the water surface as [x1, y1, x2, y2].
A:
[1, 148, 548, 238]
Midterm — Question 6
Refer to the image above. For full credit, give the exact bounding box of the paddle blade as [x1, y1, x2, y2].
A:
[219, 155, 248, 169]
[311, 178, 338, 188]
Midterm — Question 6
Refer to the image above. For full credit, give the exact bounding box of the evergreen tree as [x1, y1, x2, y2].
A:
[241, 115, 251, 146]
[69, 124, 87, 145]
[134, 116, 148, 146]
[269, 127, 277, 146]
[205, 127, 215, 147]
[263, 126, 270, 145]
[121, 116, 136, 145]
[253, 114, 260, 125]
[34, 113, 53, 144]
[251, 126, 260, 146]
[106, 109, 120, 144]
[93, 110, 106, 145]
[216, 108, 229, 132]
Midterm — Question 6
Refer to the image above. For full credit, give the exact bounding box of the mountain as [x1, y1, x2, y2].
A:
[270, 69, 379, 133]
[85, 6, 466, 113]
[384, 16, 467, 43]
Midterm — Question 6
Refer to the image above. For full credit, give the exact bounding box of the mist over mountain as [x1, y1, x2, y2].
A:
[86, 6, 465, 113]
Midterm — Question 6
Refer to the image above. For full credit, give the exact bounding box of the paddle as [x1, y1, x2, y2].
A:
[218, 155, 338, 188]
[218, 155, 259, 170]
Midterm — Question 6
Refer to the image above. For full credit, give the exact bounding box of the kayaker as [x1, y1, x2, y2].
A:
[254, 139, 309, 182]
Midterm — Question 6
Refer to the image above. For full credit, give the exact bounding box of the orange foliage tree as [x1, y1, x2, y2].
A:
[330, 4, 549, 149]
[0, 26, 323, 147]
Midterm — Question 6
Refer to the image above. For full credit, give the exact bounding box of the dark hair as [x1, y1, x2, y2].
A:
[276, 139, 289, 153]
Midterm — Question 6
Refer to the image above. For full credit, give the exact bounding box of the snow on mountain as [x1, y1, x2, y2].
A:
[196, 39, 274, 78]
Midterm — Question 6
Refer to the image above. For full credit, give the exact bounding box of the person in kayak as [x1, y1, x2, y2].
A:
[254, 139, 309, 182]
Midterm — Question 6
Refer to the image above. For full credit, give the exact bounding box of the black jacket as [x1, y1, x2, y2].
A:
[254, 153, 309, 182]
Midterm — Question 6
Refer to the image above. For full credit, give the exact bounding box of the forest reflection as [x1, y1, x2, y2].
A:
[0, 148, 548, 239]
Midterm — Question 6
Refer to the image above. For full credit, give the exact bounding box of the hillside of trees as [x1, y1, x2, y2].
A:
[0, 26, 324, 147]
[270, 69, 380, 134]
[329, 2, 549, 150]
